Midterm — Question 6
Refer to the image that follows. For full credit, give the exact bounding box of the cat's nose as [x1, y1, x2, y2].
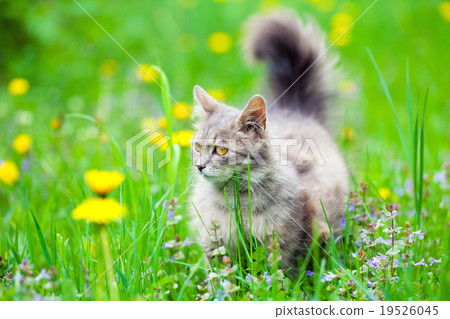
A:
[196, 165, 205, 172]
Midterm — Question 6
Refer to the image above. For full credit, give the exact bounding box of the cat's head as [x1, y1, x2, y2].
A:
[191, 85, 271, 184]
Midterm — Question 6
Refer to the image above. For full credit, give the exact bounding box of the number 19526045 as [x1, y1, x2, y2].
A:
[380, 305, 438, 316]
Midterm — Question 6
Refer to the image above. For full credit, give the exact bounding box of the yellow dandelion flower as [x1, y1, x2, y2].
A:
[99, 132, 109, 143]
[100, 59, 118, 77]
[140, 117, 160, 130]
[135, 64, 159, 83]
[149, 132, 169, 151]
[208, 89, 226, 102]
[141, 117, 168, 130]
[329, 12, 354, 47]
[0, 160, 19, 186]
[50, 118, 61, 130]
[172, 130, 194, 147]
[439, 1, 450, 22]
[84, 170, 125, 196]
[208, 32, 232, 54]
[71, 198, 127, 225]
[331, 12, 353, 28]
[158, 117, 167, 129]
[378, 188, 391, 200]
[329, 26, 352, 47]
[340, 126, 354, 141]
[8, 78, 29, 96]
[13, 133, 32, 154]
[172, 102, 191, 120]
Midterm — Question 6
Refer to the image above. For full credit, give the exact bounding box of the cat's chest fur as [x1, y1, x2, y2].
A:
[189, 173, 312, 268]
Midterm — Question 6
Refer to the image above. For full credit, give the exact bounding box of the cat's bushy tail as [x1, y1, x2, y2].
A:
[243, 11, 336, 122]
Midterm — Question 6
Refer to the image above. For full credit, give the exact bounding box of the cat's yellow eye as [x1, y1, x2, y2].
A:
[194, 142, 202, 152]
[215, 146, 228, 156]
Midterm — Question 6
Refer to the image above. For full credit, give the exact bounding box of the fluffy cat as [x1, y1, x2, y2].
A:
[189, 11, 349, 271]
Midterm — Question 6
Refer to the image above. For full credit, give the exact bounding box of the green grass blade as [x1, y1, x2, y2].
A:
[30, 209, 53, 266]
[247, 155, 253, 273]
[416, 85, 429, 228]
[25, 202, 35, 264]
[343, 196, 351, 266]
[368, 49, 411, 168]
[413, 106, 419, 226]
[406, 58, 414, 141]
[175, 257, 203, 300]
[319, 199, 338, 269]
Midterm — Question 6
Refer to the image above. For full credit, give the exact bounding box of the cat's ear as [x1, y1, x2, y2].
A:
[193, 85, 218, 114]
[238, 95, 266, 135]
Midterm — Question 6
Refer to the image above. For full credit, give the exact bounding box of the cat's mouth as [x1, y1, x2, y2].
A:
[201, 172, 221, 181]
[199, 170, 230, 183]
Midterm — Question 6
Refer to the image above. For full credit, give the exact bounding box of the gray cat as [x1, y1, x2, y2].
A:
[189, 11, 349, 271]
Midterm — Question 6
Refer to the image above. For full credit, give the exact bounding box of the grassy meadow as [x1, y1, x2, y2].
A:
[0, 0, 449, 301]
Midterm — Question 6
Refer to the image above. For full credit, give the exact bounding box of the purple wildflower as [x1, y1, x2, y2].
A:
[220, 279, 230, 286]
[340, 217, 346, 227]
[22, 258, 29, 265]
[262, 272, 272, 285]
[163, 242, 174, 249]
[36, 268, 51, 281]
[404, 179, 413, 196]
[412, 230, 424, 240]
[392, 259, 401, 268]
[377, 237, 390, 245]
[367, 259, 378, 270]
[367, 278, 376, 287]
[21, 158, 30, 171]
[429, 257, 441, 266]
[301, 291, 308, 300]
[414, 258, 428, 267]
[215, 289, 226, 301]
[433, 171, 447, 183]
[346, 201, 355, 212]
[321, 272, 337, 282]
[183, 237, 190, 246]
[382, 209, 398, 219]
[245, 274, 256, 282]
[393, 186, 405, 197]
[375, 219, 385, 229]
[167, 210, 174, 220]
[375, 253, 387, 263]
[220, 279, 235, 293]
[305, 270, 314, 277]
[33, 294, 45, 301]
[162, 200, 168, 209]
